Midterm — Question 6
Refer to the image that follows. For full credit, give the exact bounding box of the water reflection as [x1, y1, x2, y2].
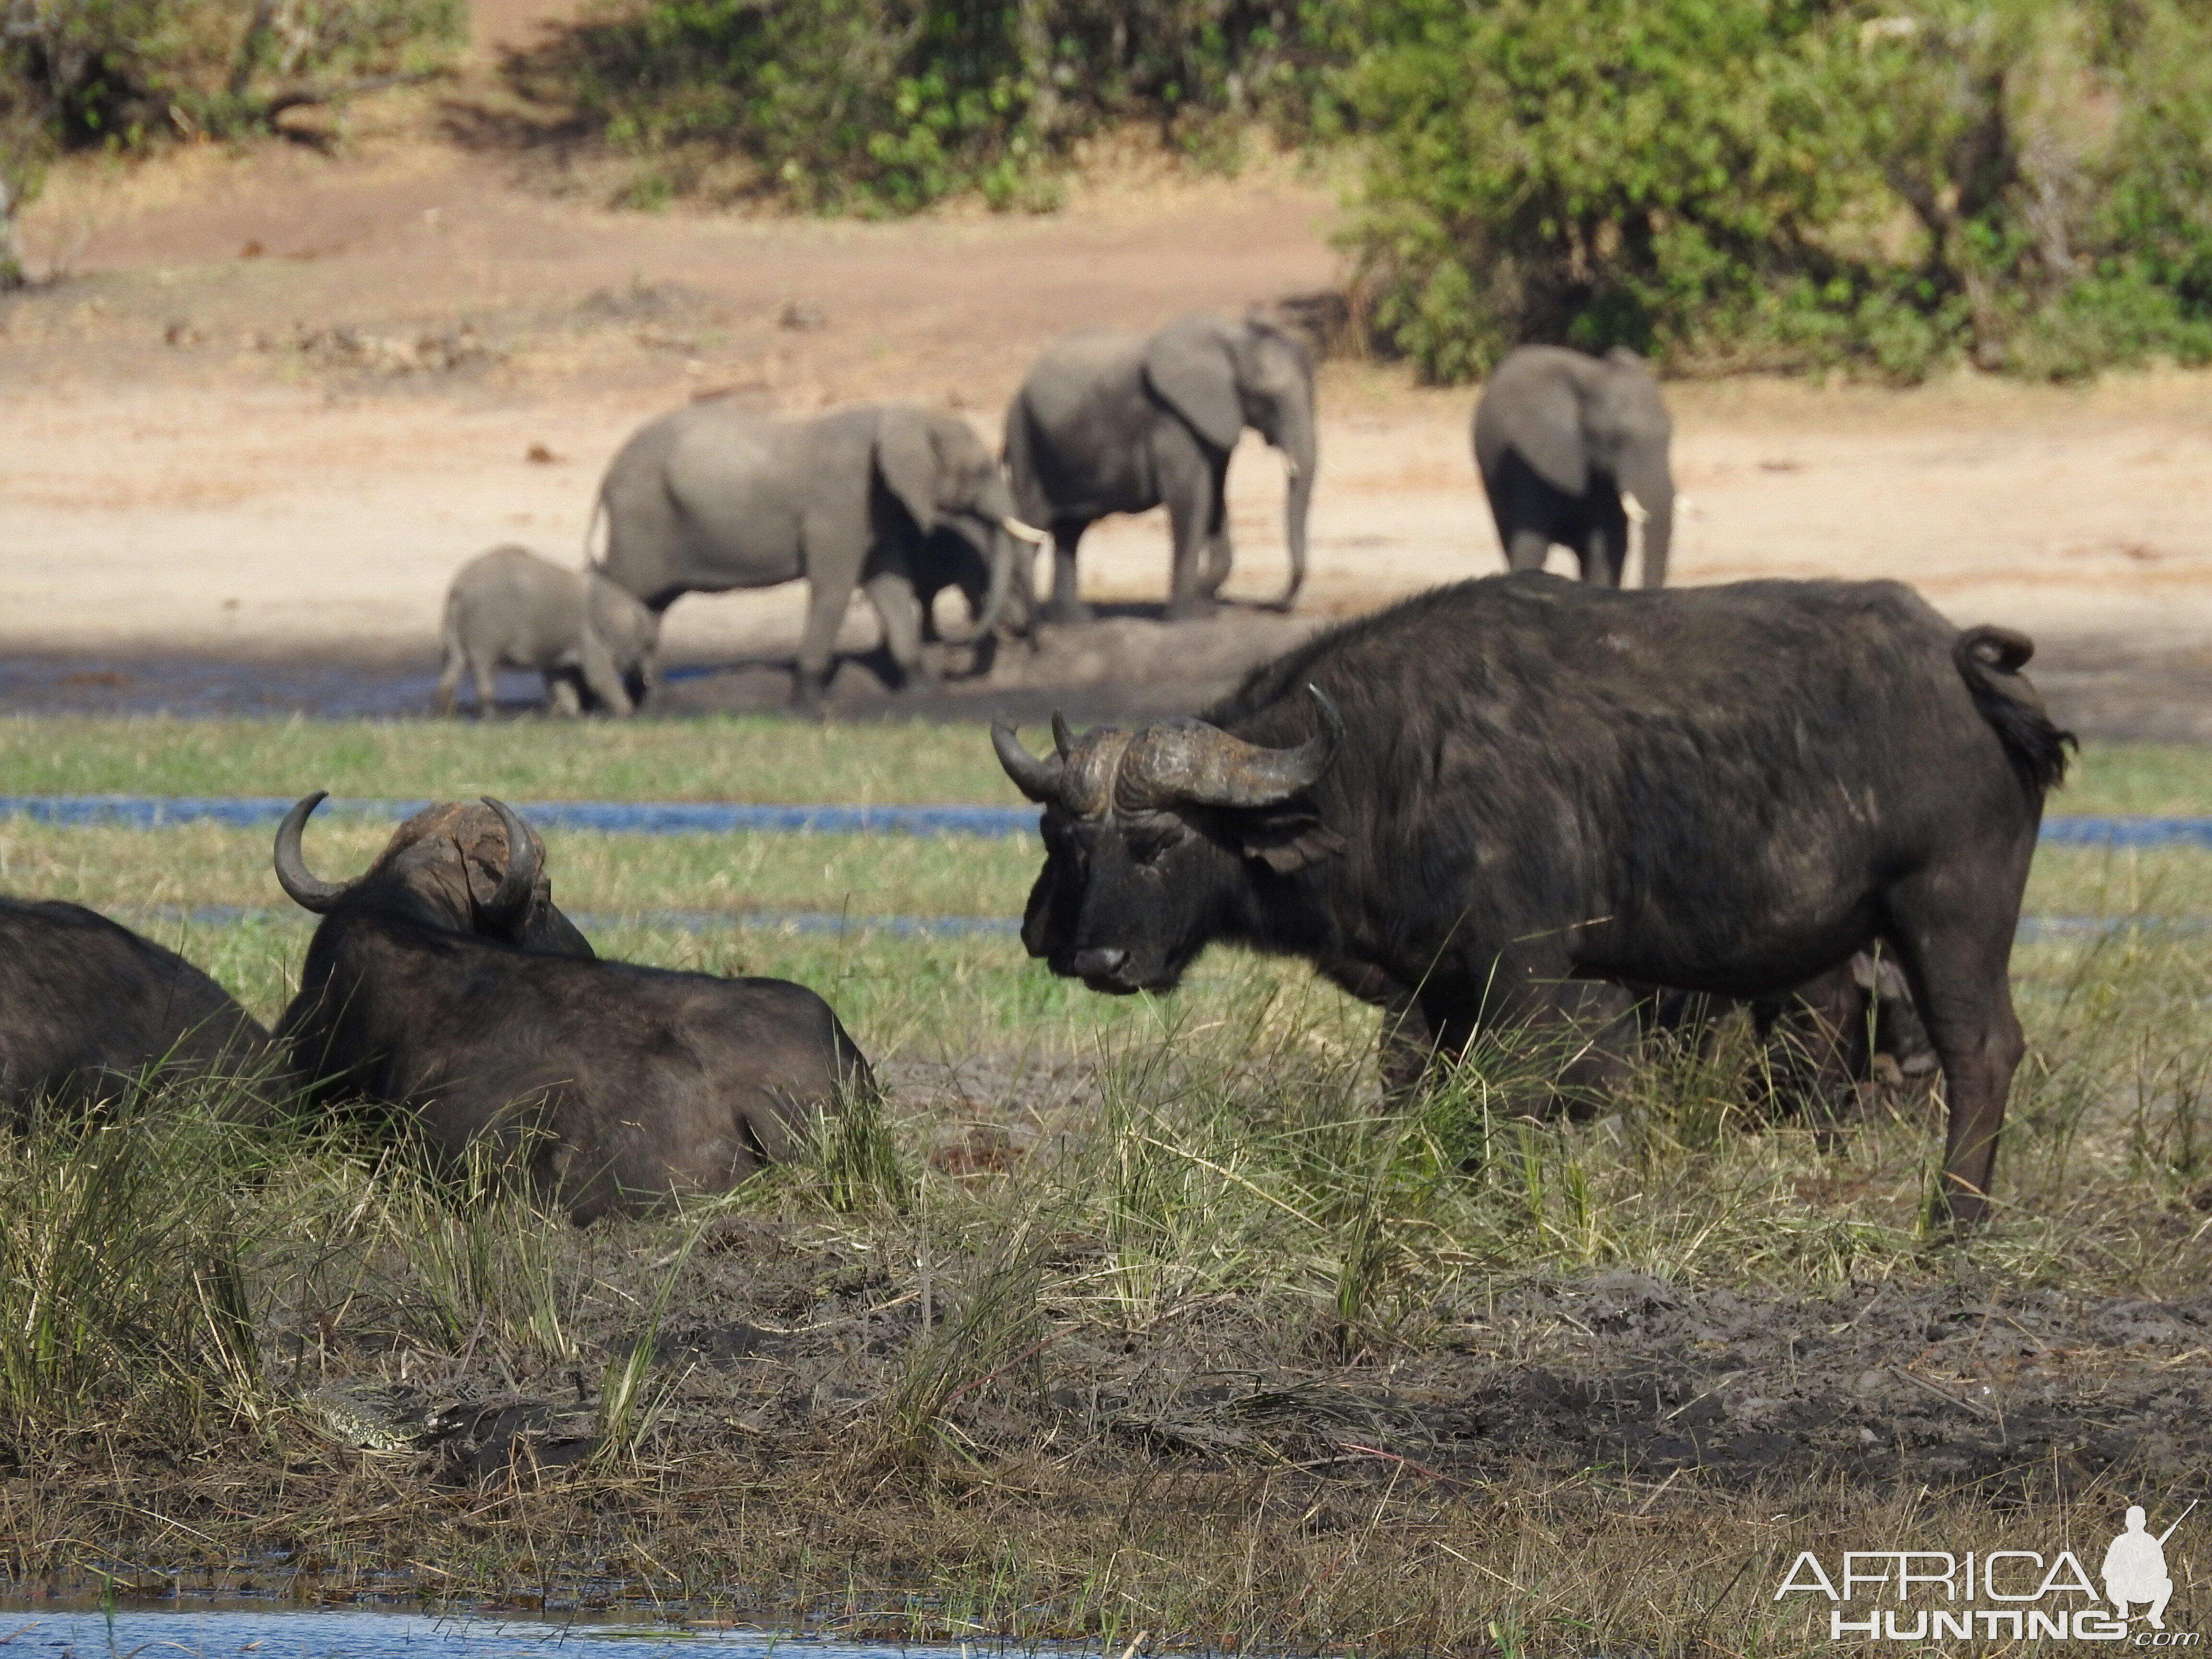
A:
[0, 1606, 969, 1658]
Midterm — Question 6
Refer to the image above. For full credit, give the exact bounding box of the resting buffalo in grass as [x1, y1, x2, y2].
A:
[273, 794, 874, 1223]
[0, 898, 269, 1114]
[994, 573, 2071, 1226]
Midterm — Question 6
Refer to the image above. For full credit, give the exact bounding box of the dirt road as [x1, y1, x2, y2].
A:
[5, 90, 2212, 733]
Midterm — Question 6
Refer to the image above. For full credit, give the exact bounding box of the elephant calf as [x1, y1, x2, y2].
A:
[1472, 345, 1674, 589]
[437, 544, 660, 718]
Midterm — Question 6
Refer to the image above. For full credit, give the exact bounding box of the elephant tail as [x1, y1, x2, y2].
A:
[1954, 625, 2074, 798]
[582, 493, 609, 572]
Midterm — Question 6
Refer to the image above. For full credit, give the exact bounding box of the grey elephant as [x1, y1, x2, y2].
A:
[436, 544, 661, 718]
[594, 402, 1044, 711]
[1004, 312, 1316, 624]
[1472, 345, 1675, 589]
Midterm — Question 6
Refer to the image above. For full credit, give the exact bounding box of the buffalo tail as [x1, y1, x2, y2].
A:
[1953, 624, 2076, 797]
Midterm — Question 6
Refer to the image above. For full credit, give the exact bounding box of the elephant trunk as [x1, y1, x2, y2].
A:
[1621, 448, 1675, 590]
[1275, 407, 1317, 611]
[937, 517, 1021, 649]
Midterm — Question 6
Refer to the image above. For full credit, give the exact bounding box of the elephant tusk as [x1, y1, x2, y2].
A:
[1000, 516, 1052, 546]
[1622, 491, 1649, 526]
[1281, 454, 1301, 482]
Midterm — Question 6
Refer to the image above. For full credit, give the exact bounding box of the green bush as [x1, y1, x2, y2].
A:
[539, 0, 1350, 213]
[0, 0, 462, 189]
[1342, 0, 2212, 381]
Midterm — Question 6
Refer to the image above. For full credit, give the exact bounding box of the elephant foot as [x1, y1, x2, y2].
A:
[1042, 596, 1096, 626]
[1162, 595, 1219, 624]
[788, 676, 829, 720]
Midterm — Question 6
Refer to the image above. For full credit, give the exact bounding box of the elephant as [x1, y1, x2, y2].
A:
[1471, 345, 1675, 589]
[436, 544, 661, 718]
[594, 402, 1045, 711]
[1004, 312, 1317, 625]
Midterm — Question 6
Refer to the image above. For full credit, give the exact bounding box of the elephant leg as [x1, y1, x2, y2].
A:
[863, 571, 927, 689]
[1044, 522, 1094, 625]
[546, 672, 584, 718]
[1583, 494, 1629, 586]
[1506, 527, 1553, 573]
[470, 653, 498, 718]
[1197, 454, 1234, 599]
[434, 647, 463, 717]
[576, 631, 636, 717]
[792, 578, 851, 714]
[1163, 467, 1218, 623]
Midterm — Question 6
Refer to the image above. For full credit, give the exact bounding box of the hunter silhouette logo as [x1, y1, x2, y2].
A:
[2106, 1503, 2195, 1631]
[1776, 1499, 2200, 1643]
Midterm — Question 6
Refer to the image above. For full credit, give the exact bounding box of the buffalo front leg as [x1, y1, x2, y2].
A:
[1883, 889, 2028, 1229]
[1044, 521, 1094, 625]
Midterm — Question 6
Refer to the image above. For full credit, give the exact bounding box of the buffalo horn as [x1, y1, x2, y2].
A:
[991, 717, 1064, 803]
[479, 797, 541, 923]
[272, 791, 351, 914]
[1124, 685, 1344, 810]
[1000, 516, 1052, 546]
[1050, 710, 1076, 759]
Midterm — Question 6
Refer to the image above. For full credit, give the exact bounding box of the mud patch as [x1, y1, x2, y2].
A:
[2, 619, 2200, 739]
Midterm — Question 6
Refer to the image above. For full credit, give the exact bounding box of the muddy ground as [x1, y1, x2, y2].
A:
[346, 1217, 2212, 1503]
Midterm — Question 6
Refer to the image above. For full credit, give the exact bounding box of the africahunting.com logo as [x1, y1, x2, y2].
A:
[1775, 1501, 2199, 1643]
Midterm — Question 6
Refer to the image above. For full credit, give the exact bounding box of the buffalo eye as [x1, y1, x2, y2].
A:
[1126, 822, 1187, 867]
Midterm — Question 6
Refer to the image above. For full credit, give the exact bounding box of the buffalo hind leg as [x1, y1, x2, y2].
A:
[1883, 885, 2027, 1229]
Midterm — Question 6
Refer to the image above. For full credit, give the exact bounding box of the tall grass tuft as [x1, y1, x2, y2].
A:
[0, 1080, 269, 1452]
[798, 1082, 911, 1214]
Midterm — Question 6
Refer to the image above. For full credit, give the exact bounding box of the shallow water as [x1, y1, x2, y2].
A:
[0, 1605, 990, 1657]
[0, 795, 2201, 846]
[0, 797, 1040, 839]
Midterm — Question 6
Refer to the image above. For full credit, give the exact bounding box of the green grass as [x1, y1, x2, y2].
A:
[0, 715, 1023, 805]
[6, 717, 2212, 815]
[6, 723, 2212, 1646]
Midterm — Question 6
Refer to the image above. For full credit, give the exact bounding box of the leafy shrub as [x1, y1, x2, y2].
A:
[1343, 0, 2212, 382]
[0, 0, 462, 226]
[537, 0, 1348, 213]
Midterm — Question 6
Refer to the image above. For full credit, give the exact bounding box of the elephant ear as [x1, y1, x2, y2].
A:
[874, 408, 941, 533]
[1141, 318, 1246, 453]
[1501, 360, 1590, 497]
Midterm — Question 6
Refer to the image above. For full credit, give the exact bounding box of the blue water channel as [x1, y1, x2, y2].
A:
[0, 1607, 997, 1657]
[11, 795, 2212, 848]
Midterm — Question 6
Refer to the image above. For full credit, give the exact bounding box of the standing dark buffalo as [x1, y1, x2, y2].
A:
[0, 898, 269, 1114]
[993, 573, 2072, 1226]
[273, 794, 874, 1223]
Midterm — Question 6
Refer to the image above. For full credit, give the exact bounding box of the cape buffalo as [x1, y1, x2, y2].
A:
[993, 573, 2071, 1226]
[273, 793, 872, 1222]
[0, 898, 269, 1114]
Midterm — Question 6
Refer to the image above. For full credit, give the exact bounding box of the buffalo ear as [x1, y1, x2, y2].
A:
[875, 408, 940, 533]
[1142, 318, 1245, 453]
[1238, 809, 1347, 874]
